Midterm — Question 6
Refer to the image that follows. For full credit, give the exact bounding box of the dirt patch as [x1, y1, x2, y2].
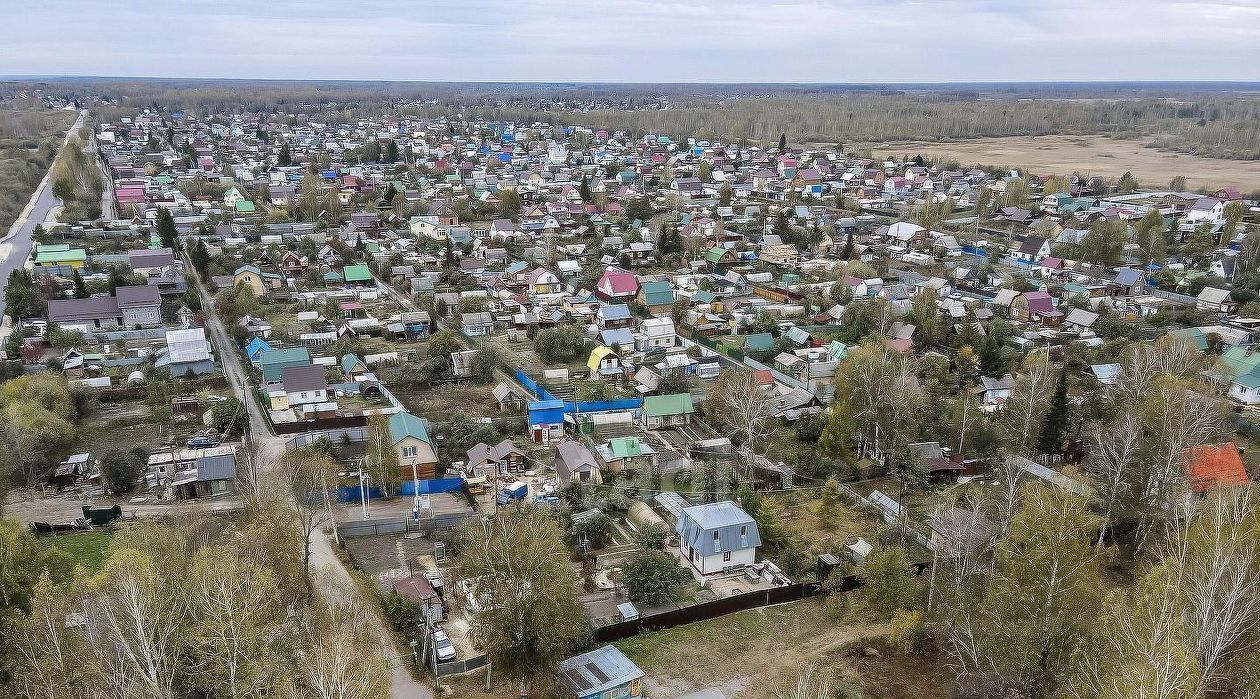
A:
[870, 135, 1260, 192]
[394, 383, 500, 422]
[770, 490, 884, 560]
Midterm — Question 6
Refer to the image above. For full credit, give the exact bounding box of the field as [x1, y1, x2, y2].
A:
[614, 597, 948, 699]
[0, 105, 77, 232]
[39, 531, 114, 577]
[871, 135, 1260, 193]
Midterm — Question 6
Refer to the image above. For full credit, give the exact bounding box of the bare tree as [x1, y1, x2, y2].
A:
[282, 447, 338, 599]
[81, 549, 188, 699]
[1169, 486, 1260, 691]
[705, 368, 777, 455]
[1084, 411, 1142, 548]
[996, 353, 1056, 456]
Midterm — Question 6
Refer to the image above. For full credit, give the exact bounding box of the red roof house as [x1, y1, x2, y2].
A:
[1181, 442, 1250, 494]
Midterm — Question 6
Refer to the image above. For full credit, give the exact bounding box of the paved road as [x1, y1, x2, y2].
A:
[191, 261, 433, 699]
[0, 109, 88, 321]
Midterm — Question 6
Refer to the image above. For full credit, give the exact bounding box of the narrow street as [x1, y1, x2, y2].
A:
[192, 262, 434, 699]
[0, 109, 88, 319]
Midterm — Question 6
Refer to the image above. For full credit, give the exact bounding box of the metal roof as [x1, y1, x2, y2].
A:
[555, 646, 643, 699]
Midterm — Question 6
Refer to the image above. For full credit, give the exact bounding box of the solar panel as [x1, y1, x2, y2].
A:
[586, 662, 610, 684]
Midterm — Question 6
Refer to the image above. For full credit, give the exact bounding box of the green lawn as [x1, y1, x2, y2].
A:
[42, 531, 114, 577]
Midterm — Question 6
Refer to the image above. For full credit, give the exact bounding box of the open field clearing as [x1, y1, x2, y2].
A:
[871, 135, 1260, 192]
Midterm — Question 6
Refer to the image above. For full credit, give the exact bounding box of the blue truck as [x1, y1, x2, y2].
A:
[496, 481, 528, 506]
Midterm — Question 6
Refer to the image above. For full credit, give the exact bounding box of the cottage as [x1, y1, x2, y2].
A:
[492, 381, 526, 412]
[272, 364, 329, 412]
[47, 285, 163, 331]
[465, 439, 527, 477]
[555, 439, 601, 484]
[461, 311, 494, 337]
[675, 500, 760, 575]
[1181, 443, 1250, 495]
[641, 393, 695, 429]
[388, 411, 439, 482]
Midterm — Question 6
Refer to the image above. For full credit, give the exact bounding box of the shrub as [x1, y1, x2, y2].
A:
[887, 608, 924, 653]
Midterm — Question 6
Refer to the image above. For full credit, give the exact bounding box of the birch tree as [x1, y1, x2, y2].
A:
[996, 353, 1055, 456]
[1084, 411, 1143, 548]
[704, 368, 777, 455]
[456, 506, 585, 696]
[282, 447, 339, 599]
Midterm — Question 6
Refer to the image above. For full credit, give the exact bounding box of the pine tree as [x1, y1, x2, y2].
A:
[71, 269, 88, 299]
[190, 239, 210, 277]
[842, 229, 854, 260]
[778, 132, 787, 152]
[579, 176, 592, 202]
[278, 143, 291, 166]
[156, 208, 180, 251]
[1037, 369, 1070, 454]
[385, 140, 400, 163]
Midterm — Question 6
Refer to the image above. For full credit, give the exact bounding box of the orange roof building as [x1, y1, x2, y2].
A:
[1180, 442, 1251, 493]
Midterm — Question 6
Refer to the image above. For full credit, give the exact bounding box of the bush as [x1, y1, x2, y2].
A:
[573, 512, 614, 549]
[633, 523, 667, 550]
[620, 548, 691, 605]
[859, 547, 921, 619]
[99, 448, 148, 494]
[887, 608, 924, 653]
[210, 397, 247, 437]
[533, 326, 587, 363]
[381, 590, 420, 633]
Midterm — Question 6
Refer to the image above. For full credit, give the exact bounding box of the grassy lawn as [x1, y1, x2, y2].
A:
[769, 490, 884, 560]
[613, 596, 946, 699]
[41, 531, 114, 577]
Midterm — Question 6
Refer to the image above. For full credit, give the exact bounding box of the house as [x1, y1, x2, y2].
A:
[156, 327, 216, 376]
[637, 317, 676, 352]
[461, 311, 494, 337]
[527, 268, 563, 296]
[47, 285, 163, 331]
[1010, 290, 1057, 324]
[492, 381, 526, 412]
[637, 280, 675, 314]
[1218, 345, 1260, 404]
[233, 264, 283, 294]
[1180, 443, 1250, 495]
[465, 439, 527, 477]
[555, 439, 601, 484]
[587, 345, 624, 380]
[641, 393, 695, 429]
[392, 574, 445, 624]
[597, 304, 634, 330]
[1013, 235, 1051, 263]
[675, 500, 760, 575]
[32, 244, 87, 272]
[145, 445, 238, 500]
[342, 264, 374, 286]
[594, 436, 657, 474]
[273, 364, 329, 412]
[595, 268, 639, 302]
[1196, 286, 1235, 314]
[388, 411, 439, 481]
[555, 646, 644, 699]
[259, 347, 312, 384]
[974, 374, 1014, 405]
[528, 399, 567, 444]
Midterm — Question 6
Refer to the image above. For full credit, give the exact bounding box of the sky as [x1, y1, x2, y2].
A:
[4, 0, 1259, 83]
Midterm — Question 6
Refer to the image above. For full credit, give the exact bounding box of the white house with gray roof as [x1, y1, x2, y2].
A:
[675, 500, 760, 575]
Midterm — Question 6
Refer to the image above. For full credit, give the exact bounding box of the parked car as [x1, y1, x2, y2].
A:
[433, 630, 456, 662]
[187, 435, 221, 448]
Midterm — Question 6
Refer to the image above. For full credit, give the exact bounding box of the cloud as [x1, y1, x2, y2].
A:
[1, 0, 1257, 81]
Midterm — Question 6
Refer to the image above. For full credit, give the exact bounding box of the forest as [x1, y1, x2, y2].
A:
[33, 78, 1260, 161]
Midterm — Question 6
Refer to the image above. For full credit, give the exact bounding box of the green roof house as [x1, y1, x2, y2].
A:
[642, 393, 695, 429]
[33, 244, 86, 269]
[1218, 345, 1260, 404]
[259, 346, 311, 383]
[388, 411, 439, 479]
[342, 264, 373, 285]
[638, 281, 675, 311]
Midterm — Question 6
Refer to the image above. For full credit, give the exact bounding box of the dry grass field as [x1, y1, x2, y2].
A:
[870, 135, 1260, 193]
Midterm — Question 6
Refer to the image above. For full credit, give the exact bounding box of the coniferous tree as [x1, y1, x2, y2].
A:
[277, 143, 291, 166]
[385, 140, 400, 163]
[156, 208, 180, 251]
[579, 176, 592, 202]
[190, 239, 211, 277]
[1038, 369, 1070, 454]
[778, 132, 787, 152]
[842, 229, 855, 260]
[71, 269, 88, 299]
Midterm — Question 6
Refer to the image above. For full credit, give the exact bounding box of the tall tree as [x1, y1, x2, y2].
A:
[1037, 369, 1070, 455]
[578, 175, 591, 202]
[277, 143, 291, 166]
[456, 507, 585, 696]
[70, 269, 87, 299]
[281, 447, 337, 599]
[778, 132, 787, 152]
[155, 207, 180, 251]
[817, 400, 852, 462]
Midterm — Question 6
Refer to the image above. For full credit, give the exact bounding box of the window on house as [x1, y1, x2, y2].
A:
[403, 446, 417, 458]
[724, 551, 732, 562]
[740, 525, 747, 538]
